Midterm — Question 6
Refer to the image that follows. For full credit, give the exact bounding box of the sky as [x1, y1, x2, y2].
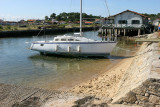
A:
[0, 0, 160, 21]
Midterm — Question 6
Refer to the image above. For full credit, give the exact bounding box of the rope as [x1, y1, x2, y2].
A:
[69, 0, 73, 12]
[104, 0, 110, 17]
[36, 28, 43, 37]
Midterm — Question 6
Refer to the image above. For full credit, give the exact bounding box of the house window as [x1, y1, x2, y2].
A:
[132, 20, 140, 24]
[118, 20, 127, 24]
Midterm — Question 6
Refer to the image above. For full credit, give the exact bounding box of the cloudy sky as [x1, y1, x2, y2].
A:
[0, 0, 159, 21]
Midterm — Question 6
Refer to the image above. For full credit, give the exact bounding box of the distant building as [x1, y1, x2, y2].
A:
[3, 21, 18, 25]
[85, 21, 93, 25]
[0, 19, 4, 25]
[51, 19, 58, 24]
[58, 21, 66, 24]
[95, 19, 101, 24]
[153, 19, 160, 26]
[27, 19, 36, 25]
[104, 10, 149, 28]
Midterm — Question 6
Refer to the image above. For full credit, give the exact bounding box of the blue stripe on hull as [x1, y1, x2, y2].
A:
[38, 50, 110, 57]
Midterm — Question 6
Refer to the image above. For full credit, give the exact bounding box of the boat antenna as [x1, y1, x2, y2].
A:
[104, 0, 110, 17]
[80, 0, 82, 36]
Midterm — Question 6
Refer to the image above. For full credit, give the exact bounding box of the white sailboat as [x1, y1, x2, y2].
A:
[30, 0, 117, 57]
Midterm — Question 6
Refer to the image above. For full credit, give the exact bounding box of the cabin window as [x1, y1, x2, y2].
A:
[68, 39, 74, 41]
[55, 39, 59, 41]
[40, 44, 44, 46]
[75, 39, 79, 41]
[61, 38, 66, 41]
[132, 20, 140, 24]
[118, 20, 127, 24]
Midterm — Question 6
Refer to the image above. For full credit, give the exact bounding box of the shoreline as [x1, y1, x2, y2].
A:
[68, 36, 139, 98]
[0, 27, 99, 38]
[0, 32, 159, 107]
[68, 54, 135, 98]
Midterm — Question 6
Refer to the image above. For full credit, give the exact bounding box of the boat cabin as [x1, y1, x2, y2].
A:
[53, 35, 95, 42]
[54, 36, 80, 42]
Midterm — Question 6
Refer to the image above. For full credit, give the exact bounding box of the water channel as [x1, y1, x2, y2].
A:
[0, 31, 138, 90]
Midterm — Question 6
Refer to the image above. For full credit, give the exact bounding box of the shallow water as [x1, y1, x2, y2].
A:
[0, 31, 138, 90]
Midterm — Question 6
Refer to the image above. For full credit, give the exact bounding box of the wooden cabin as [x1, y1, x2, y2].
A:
[104, 10, 149, 28]
[101, 10, 150, 36]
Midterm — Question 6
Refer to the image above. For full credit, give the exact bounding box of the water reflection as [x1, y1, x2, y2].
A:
[28, 55, 114, 90]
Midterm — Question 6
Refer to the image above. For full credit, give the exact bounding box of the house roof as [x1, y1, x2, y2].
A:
[109, 10, 148, 18]
[27, 19, 35, 22]
[85, 21, 93, 24]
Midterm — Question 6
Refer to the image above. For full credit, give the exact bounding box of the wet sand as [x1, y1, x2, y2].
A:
[69, 56, 135, 98]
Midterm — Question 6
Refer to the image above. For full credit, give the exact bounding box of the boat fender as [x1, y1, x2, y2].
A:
[68, 46, 70, 52]
[77, 45, 80, 52]
[55, 45, 58, 51]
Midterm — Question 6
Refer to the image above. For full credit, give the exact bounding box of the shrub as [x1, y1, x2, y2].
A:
[58, 24, 65, 28]
[14, 28, 18, 30]
[0, 25, 3, 29]
[27, 27, 31, 30]
[6, 26, 11, 30]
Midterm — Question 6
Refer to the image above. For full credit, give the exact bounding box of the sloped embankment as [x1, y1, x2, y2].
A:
[112, 33, 160, 106]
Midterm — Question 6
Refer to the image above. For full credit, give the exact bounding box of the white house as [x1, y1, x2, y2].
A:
[104, 10, 149, 28]
[153, 19, 160, 26]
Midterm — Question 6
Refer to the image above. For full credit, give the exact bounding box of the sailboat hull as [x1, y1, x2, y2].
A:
[30, 42, 117, 57]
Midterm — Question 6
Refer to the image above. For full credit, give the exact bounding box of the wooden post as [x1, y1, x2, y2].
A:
[124, 29, 126, 36]
[102, 29, 104, 36]
[102, 29, 104, 41]
[118, 29, 120, 35]
[105, 29, 107, 41]
[138, 29, 141, 36]
[115, 29, 117, 36]
[110, 29, 112, 41]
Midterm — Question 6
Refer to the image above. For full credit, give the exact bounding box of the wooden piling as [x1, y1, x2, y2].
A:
[138, 29, 141, 36]
[124, 29, 126, 36]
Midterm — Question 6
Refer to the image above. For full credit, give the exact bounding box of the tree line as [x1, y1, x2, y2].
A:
[45, 12, 101, 22]
[142, 13, 160, 20]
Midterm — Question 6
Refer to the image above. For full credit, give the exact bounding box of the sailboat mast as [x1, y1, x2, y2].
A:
[80, 0, 82, 36]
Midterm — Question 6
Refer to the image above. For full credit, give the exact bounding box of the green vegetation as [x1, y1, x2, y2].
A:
[45, 12, 101, 22]
[50, 13, 56, 19]
[0, 24, 99, 32]
[6, 26, 11, 30]
[0, 25, 3, 31]
[142, 13, 160, 20]
[0, 12, 101, 32]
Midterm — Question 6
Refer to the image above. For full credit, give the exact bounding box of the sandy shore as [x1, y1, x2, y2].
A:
[41, 56, 138, 107]
[69, 56, 135, 99]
